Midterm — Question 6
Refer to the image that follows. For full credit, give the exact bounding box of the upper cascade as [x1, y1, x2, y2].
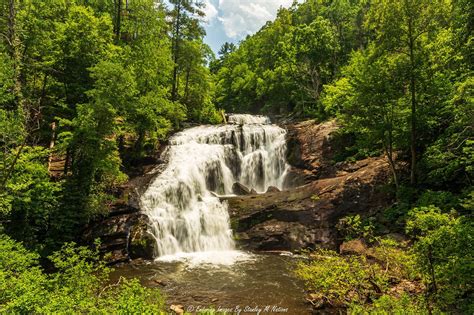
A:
[140, 114, 290, 258]
[227, 114, 271, 125]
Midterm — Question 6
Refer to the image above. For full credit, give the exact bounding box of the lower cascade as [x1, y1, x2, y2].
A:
[140, 114, 290, 258]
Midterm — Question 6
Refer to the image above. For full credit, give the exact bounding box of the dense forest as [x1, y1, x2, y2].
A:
[1, 0, 472, 313]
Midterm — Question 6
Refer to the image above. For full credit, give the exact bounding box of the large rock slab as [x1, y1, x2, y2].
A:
[226, 156, 392, 251]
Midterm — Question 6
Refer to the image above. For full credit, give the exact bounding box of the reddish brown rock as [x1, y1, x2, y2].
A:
[285, 120, 340, 182]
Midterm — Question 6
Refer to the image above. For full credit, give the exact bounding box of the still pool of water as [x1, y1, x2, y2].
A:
[111, 251, 312, 314]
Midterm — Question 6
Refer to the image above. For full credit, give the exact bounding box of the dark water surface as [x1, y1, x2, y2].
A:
[111, 252, 312, 314]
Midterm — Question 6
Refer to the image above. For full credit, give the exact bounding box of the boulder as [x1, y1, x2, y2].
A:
[266, 186, 281, 193]
[129, 215, 155, 260]
[170, 305, 185, 315]
[83, 205, 156, 264]
[232, 182, 251, 195]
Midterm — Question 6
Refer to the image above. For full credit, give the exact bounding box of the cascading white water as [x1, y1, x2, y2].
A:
[140, 114, 290, 259]
[227, 114, 271, 125]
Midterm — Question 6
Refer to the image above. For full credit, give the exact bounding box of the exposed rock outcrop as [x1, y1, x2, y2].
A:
[83, 202, 152, 264]
[232, 182, 252, 195]
[83, 119, 393, 261]
[227, 156, 391, 250]
[285, 120, 340, 182]
[266, 186, 281, 193]
[339, 239, 368, 256]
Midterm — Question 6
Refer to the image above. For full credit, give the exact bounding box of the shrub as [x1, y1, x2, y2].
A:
[407, 206, 473, 312]
[0, 235, 164, 313]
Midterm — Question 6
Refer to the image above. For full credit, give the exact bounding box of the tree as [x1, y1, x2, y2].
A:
[367, 0, 448, 185]
[218, 42, 236, 57]
[322, 46, 408, 190]
[168, 0, 205, 101]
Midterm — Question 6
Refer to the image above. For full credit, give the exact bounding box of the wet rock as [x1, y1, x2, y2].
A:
[339, 239, 368, 256]
[129, 215, 155, 260]
[232, 182, 251, 195]
[130, 258, 146, 265]
[266, 186, 281, 193]
[151, 278, 168, 287]
[83, 207, 155, 264]
[282, 168, 306, 189]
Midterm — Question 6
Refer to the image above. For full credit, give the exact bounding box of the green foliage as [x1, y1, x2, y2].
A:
[0, 235, 164, 313]
[337, 215, 375, 242]
[296, 242, 418, 309]
[0, 146, 60, 250]
[0, 0, 472, 312]
[407, 206, 474, 311]
[0, 53, 14, 107]
[296, 249, 384, 306]
[349, 294, 432, 315]
[416, 190, 459, 210]
[1, 0, 214, 249]
[215, 1, 366, 115]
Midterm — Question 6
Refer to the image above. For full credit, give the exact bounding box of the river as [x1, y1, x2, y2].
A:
[112, 114, 311, 314]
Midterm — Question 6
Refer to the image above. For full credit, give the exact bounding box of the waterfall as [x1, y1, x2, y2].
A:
[140, 114, 290, 258]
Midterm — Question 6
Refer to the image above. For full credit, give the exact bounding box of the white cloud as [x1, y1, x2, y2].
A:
[210, 0, 295, 39]
[202, 0, 218, 23]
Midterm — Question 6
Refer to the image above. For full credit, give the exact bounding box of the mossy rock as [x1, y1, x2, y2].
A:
[129, 215, 155, 260]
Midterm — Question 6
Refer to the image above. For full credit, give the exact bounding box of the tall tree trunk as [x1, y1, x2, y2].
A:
[64, 147, 71, 176]
[8, 0, 23, 108]
[115, 0, 122, 41]
[47, 122, 57, 173]
[184, 67, 190, 103]
[385, 148, 399, 191]
[0, 0, 29, 190]
[408, 12, 417, 185]
[171, 1, 182, 101]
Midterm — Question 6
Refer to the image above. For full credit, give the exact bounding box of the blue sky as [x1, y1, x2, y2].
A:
[201, 0, 296, 54]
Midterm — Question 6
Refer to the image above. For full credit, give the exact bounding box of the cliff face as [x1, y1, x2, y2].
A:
[286, 120, 340, 181]
[227, 120, 392, 251]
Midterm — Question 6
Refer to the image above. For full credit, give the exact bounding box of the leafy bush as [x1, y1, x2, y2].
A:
[416, 190, 459, 210]
[295, 240, 421, 311]
[0, 146, 61, 251]
[337, 215, 375, 242]
[296, 249, 385, 306]
[349, 294, 432, 314]
[407, 206, 473, 312]
[0, 235, 164, 313]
